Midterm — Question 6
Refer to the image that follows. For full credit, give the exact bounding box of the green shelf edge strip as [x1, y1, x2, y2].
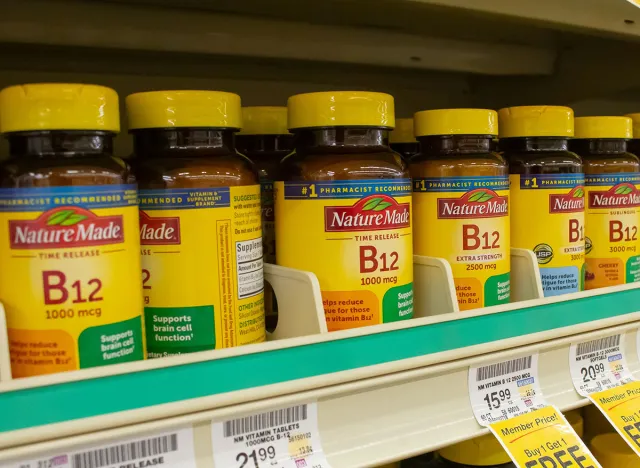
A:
[2, 289, 640, 433]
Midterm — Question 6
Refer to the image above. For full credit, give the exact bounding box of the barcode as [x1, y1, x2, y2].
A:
[71, 434, 178, 468]
[476, 356, 532, 381]
[576, 335, 621, 356]
[223, 405, 308, 438]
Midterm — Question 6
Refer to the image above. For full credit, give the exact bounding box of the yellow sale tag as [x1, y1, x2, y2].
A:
[589, 380, 640, 456]
[489, 406, 600, 467]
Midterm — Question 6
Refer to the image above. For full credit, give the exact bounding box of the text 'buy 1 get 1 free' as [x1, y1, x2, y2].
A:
[276, 91, 414, 331]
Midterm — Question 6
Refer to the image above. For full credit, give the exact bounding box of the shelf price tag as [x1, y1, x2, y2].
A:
[489, 405, 601, 468]
[211, 402, 332, 468]
[589, 381, 640, 457]
[569, 334, 632, 396]
[469, 354, 547, 426]
[0, 427, 197, 468]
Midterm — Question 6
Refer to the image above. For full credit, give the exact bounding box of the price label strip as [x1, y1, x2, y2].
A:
[569, 332, 640, 457]
[489, 405, 600, 468]
[211, 402, 332, 468]
[569, 334, 633, 396]
[469, 354, 547, 426]
[0, 427, 196, 468]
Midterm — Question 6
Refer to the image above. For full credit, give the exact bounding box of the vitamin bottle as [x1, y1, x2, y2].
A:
[277, 91, 414, 331]
[571, 117, 640, 289]
[499, 106, 585, 297]
[411, 109, 509, 310]
[127, 91, 265, 357]
[589, 433, 639, 468]
[431, 434, 515, 467]
[0, 83, 145, 377]
[236, 107, 293, 332]
[236, 106, 293, 265]
[389, 118, 419, 159]
[626, 113, 640, 157]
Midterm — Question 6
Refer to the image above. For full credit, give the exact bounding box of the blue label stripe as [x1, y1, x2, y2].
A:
[585, 173, 640, 186]
[0, 184, 138, 212]
[139, 188, 230, 210]
[519, 174, 585, 190]
[284, 179, 412, 199]
[413, 176, 509, 192]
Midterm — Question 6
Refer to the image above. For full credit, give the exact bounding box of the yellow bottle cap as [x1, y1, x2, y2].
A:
[414, 108, 498, 137]
[0, 83, 119, 133]
[126, 90, 241, 130]
[589, 433, 640, 468]
[564, 409, 584, 439]
[238, 106, 289, 135]
[438, 433, 511, 466]
[498, 105, 574, 138]
[575, 116, 632, 139]
[625, 113, 640, 138]
[389, 118, 416, 143]
[288, 91, 394, 130]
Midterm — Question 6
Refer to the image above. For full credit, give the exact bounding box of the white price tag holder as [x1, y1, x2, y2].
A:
[469, 354, 547, 426]
[212, 402, 332, 468]
[0, 427, 196, 468]
[569, 333, 633, 396]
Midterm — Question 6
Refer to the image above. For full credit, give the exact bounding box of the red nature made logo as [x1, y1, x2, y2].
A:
[549, 186, 585, 213]
[437, 189, 508, 219]
[588, 183, 640, 209]
[9, 206, 124, 249]
[324, 194, 410, 232]
[139, 210, 181, 245]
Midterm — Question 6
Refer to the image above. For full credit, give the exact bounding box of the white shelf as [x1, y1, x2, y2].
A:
[0, 283, 639, 466]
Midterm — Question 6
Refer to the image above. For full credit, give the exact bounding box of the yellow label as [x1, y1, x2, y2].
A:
[139, 186, 265, 357]
[510, 174, 586, 297]
[584, 173, 640, 289]
[0, 184, 145, 377]
[490, 406, 600, 467]
[275, 179, 413, 331]
[413, 176, 510, 310]
[589, 381, 640, 456]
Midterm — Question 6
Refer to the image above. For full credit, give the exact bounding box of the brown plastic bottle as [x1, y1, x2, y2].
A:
[570, 116, 640, 289]
[498, 106, 585, 297]
[128, 90, 265, 358]
[411, 109, 509, 311]
[0, 83, 145, 377]
[277, 91, 414, 331]
[389, 118, 419, 159]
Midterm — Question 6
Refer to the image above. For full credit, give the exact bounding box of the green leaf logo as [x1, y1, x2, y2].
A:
[362, 197, 390, 211]
[572, 188, 585, 198]
[47, 209, 88, 226]
[614, 185, 633, 195]
[372, 202, 392, 211]
[468, 190, 494, 203]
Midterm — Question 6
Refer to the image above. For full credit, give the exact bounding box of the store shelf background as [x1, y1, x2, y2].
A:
[2, 0, 640, 156]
